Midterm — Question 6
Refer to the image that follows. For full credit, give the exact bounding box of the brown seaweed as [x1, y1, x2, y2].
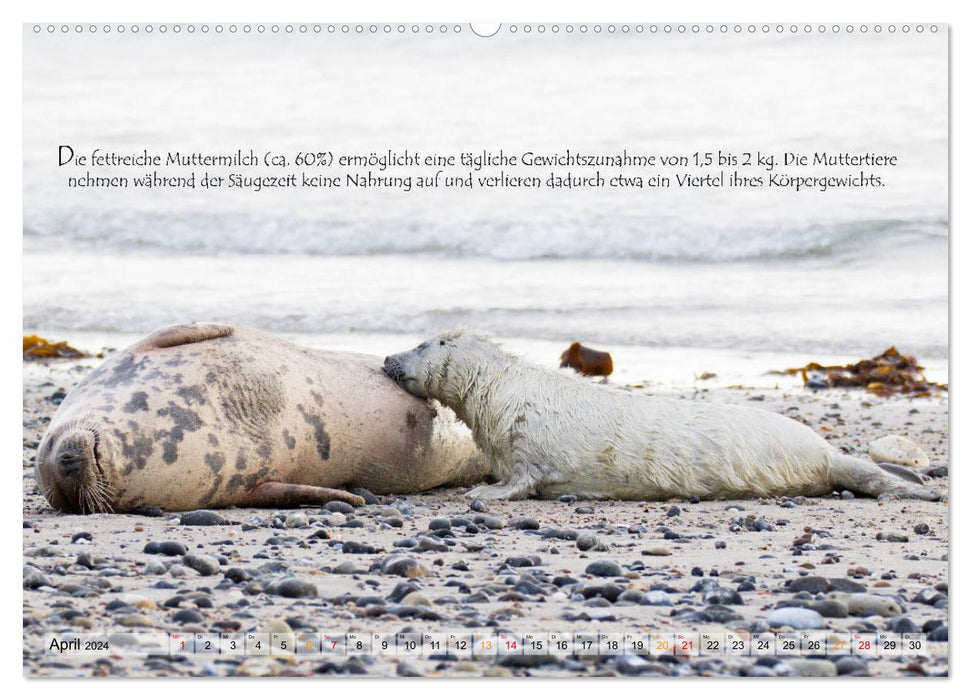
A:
[774, 346, 947, 397]
[559, 342, 614, 377]
[23, 334, 88, 360]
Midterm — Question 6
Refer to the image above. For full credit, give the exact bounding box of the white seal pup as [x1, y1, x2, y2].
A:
[383, 330, 941, 501]
[36, 323, 485, 513]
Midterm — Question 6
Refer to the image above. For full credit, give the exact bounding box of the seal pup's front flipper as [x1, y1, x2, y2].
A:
[240, 481, 366, 508]
[133, 322, 235, 351]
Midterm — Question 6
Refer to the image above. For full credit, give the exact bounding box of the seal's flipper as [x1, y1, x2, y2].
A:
[876, 462, 926, 485]
[136, 323, 235, 350]
[240, 481, 366, 508]
[831, 454, 940, 501]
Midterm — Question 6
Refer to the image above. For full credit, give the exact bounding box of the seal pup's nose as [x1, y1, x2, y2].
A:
[383, 356, 403, 383]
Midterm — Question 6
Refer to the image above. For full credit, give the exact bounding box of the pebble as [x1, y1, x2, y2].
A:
[914, 522, 930, 535]
[642, 590, 672, 606]
[399, 591, 433, 607]
[869, 435, 929, 468]
[172, 609, 204, 624]
[585, 560, 623, 577]
[382, 557, 431, 578]
[71, 532, 93, 543]
[666, 505, 681, 517]
[508, 517, 540, 530]
[641, 546, 671, 557]
[505, 555, 542, 568]
[396, 661, 423, 677]
[834, 656, 869, 676]
[23, 569, 51, 589]
[144, 542, 187, 557]
[576, 534, 600, 551]
[284, 513, 309, 529]
[840, 490, 855, 500]
[788, 576, 830, 594]
[827, 578, 867, 593]
[350, 487, 378, 505]
[889, 616, 919, 634]
[479, 516, 504, 530]
[143, 559, 168, 575]
[342, 541, 377, 555]
[324, 501, 355, 515]
[766, 607, 825, 629]
[275, 578, 317, 598]
[182, 554, 220, 576]
[179, 510, 228, 526]
[789, 659, 837, 677]
[558, 494, 578, 504]
[542, 527, 579, 541]
[469, 499, 487, 512]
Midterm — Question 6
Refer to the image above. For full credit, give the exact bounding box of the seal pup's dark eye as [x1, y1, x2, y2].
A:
[439, 340, 446, 346]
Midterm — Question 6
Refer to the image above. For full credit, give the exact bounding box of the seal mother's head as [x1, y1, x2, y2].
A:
[35, 418, 119, 513]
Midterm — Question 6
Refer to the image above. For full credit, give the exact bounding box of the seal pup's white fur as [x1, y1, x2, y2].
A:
[383, 330, 940, 501]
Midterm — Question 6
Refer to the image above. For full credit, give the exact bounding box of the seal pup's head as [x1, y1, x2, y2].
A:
[383, 329, 505, 403]
[35, 419, 118, 513]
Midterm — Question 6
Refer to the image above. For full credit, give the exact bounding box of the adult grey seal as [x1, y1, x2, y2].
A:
[35, 323, 485, 513]
[383, 329, 942, 502]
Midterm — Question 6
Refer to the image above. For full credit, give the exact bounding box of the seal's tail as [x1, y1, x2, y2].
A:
[829, 453, 942, 500]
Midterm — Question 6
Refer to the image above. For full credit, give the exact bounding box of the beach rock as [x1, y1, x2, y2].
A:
[342, 541, 377, 555]
[324, 501, 355, 514]
[641, 546, 671, 557]
[182, 554, 220, 576]
[508, 517, 540, 530]
[789, 660, 837, 677]
[835, 657, 870, 676]
[827, 578, 867, 593]
[179, 510, 228, 526]
[585, 560, 623, 577]
[869, 435, 929, 468]
[350, 487, 378, 505]
[889, 616, 919, 634]
[767, 607, 825, 629]
[284, 513, 309, 529]
[788, 576, 830, 594]
[275, 578, 317, 598]
[172, 609, 204, 624]
[381, 557, 431, 578]
[642, 590, 672, 606]
[143, 559, 168, 575]
[576, 534, 601, 551]
[399, 591, 433, 607]
[144, 542, 187, 557]
[23, 568, 51, 589]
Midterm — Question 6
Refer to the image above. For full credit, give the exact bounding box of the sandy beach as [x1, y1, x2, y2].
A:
[22, 353, 949, 678]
